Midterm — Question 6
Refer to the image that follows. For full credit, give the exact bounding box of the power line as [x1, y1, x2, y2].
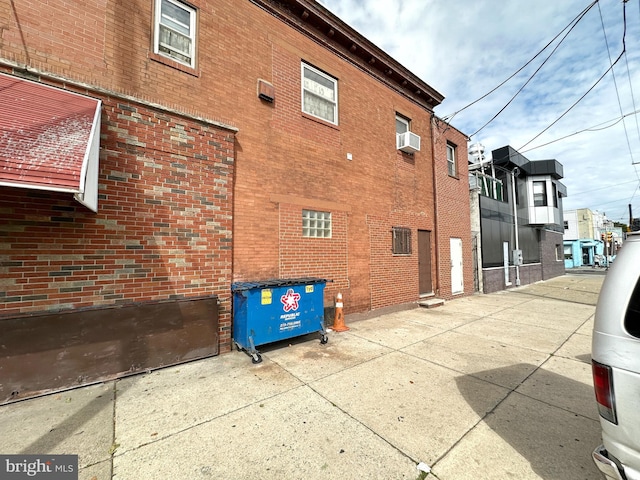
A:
[469, 7, 592, 138]
[623, 51, 640, 145]
[518, 0, 635, 156]
[441, 0, 599, 123]
[569, 178, 640, 197]
[521, 108, 640, 152]
[518, 49, 625, 151]
[597, 0, 636, 164]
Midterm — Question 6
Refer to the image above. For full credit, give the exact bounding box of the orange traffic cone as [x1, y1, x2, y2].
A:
[332, 292, 349, 332]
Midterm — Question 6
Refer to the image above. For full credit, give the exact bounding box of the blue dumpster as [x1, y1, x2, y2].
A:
[232, 278, 329, 363]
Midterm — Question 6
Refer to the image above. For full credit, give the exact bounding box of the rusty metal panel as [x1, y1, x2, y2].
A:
[0, 296, 219, 404]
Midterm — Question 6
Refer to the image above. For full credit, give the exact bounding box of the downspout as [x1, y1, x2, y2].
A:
[511, 168, 521, 286]
[430, 114, 440, 295]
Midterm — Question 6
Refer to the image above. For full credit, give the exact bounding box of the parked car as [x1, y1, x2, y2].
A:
[592, 232, 640, 480]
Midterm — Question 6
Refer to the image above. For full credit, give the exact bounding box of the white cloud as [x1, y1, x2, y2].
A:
[318, 0, 640, 223]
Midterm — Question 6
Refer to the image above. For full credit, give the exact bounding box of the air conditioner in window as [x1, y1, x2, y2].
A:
[396, 131, 421, 153]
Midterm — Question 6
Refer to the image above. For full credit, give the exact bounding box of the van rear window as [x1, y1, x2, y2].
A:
[625, 276, 640, 338]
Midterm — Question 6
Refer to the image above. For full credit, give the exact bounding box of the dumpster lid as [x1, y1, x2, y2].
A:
[231, 277, 331, 291]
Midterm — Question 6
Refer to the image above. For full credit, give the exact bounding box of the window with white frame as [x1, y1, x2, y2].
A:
[154, 0, 197, 68]
[533, 181, 547, 207]
[447, 143, 457, 177]
[392, 227, 412, 255]
[302, 64, 338, 124]
[395, 114, 409, 135]
[302, 210, 332, 238]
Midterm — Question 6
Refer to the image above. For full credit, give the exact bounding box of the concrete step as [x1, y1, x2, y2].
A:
[418, 298, 445, 308]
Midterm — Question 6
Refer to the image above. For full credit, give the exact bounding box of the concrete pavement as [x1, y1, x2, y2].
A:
[1, 273, 605, 479]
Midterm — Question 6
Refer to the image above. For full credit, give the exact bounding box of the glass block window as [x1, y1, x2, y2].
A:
[392, 227, 412, 255]
[302, 210, 331, 238]
[154, 0, 196, 68]
[302, 63, 338, 124]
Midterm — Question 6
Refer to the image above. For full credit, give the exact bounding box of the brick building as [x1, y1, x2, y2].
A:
[0, 0, 471, 401]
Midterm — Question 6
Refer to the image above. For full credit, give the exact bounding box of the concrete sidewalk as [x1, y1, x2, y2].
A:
[1, 273, 605, 480]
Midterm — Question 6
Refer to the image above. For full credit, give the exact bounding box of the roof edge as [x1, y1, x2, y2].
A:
[251, 0, 444, 110]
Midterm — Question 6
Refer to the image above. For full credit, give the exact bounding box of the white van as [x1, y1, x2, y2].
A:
[592, 232, 640, 480]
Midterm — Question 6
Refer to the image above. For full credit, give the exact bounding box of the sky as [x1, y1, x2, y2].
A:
[317, 0, 640, 225]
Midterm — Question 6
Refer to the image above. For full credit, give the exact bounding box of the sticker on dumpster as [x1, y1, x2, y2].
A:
[261, 289, 272, 305]
[279, 289, 302, 331]
[305, 285, 314, 293]
[280, 288, 300, 312]
[279, 319, 301, 332]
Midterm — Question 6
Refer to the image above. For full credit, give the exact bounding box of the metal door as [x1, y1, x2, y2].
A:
[418, 230, 433, 295]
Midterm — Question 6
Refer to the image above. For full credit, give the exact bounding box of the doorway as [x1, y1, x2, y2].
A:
[451, 237, 464, 294]
[418, 230, 433, 295]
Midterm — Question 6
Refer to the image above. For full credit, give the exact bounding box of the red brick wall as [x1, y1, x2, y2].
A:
[0, 0, 471, 318]
[278, 202, 349, 301]
[0, 89, 235, 351]
[432, 119, 474, 299]
[368, 212, 435, 309]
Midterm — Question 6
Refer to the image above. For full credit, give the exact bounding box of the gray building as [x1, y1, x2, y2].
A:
[470, 145, 567, 293]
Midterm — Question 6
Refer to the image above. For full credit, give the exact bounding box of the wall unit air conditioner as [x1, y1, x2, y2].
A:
[396, 131, 420, 153]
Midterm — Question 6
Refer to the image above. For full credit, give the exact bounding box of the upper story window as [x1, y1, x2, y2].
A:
[302, 64, 338, 125]
[302, 210, 332, 238]
[395, 114, 420, 153]
[396, 115, 409, 135]
[447, 143, 457, 177]
[533, 181, 547, 207]
[154, 0, 197, 68]
[552, 182, 558, 207]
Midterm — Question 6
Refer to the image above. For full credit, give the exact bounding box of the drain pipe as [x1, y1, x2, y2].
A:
[430, 114, 440, 296]
[511, 167, 521, 286]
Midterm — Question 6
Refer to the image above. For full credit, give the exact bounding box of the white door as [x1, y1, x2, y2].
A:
[450, 238, 463, 294]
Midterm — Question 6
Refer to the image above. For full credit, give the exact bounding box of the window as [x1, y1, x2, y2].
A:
[395, 114, 420, 153]
[302, 64, 338, 124]
[556, 244, 562, 261]
[552, 182, 558, 207]
[624, 276, 640, 338]
[395, 115, 409, 135]
[533, 181, 547, 207]
[564, 220, 569, 230]
[302, 210, 331, 238]
[392, 227, 412, 255]
[447, 143, 457, 177]
[154, 0, 196, 68]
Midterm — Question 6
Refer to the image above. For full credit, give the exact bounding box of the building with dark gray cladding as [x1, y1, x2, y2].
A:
[470, 145, 567, 293]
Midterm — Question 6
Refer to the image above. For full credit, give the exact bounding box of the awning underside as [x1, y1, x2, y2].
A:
[0, 73, 101, 211]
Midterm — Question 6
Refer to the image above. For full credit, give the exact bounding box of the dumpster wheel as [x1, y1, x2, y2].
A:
[251, 352, 262, 364]
[320, 334, 328, 344]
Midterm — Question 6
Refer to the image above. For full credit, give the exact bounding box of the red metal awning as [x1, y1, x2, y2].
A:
[0, 73, 101, 211]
